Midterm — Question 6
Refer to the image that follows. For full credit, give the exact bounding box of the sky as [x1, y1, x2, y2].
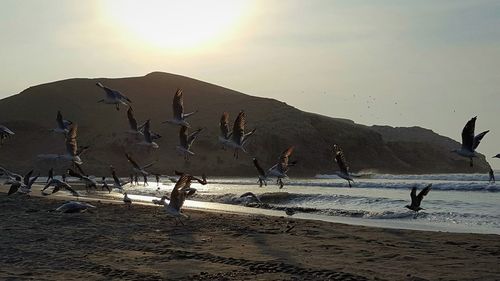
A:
[1, 0, 499, 168]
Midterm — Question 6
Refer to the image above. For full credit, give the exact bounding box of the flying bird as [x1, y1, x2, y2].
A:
[252, 158, 268, 187]
[218, 112, 232, 149]
[67, 168, 97, 192]
[163, 88, 197, 127]
[405, 184, 432, 213]
[111, 167, 129, 191]
[126, 106, 144, 135]
[227, 111, 256, 159]
[137, 120, 159, 149]
[451, 116, 489, 167]
[96, 82, 132, 110]
[64, 124, 84, 165]
[0, 125, 14, 145]
[493, 154, 500, 159]
[52, 111, 72, 134]
[125, 153, 154, 176]
[42, 179, 79, 197]
[333, 145, 354, 187]
[8, 170, 39, 195]
[267, 146, 297, 189]
[0, 166, 23, 183]
[177, 126, 203, 160]
[163, 171, 207, 225]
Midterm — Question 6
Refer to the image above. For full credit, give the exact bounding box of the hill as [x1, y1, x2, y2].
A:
[0, 72, 490, 176]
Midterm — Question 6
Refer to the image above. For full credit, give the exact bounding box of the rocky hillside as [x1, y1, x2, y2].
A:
[0, 72, 489, 176]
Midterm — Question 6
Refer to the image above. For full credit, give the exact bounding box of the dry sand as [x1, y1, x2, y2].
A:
[1, 190, 499, 281]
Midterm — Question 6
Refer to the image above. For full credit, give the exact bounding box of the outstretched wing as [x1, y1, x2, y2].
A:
[187, 128, 203, 148]
[28, 173, 39, 187]
[279, 146, 294, 172]
[56, 111, 65, 129]
[170, 174, 190, 211]
[334, 146, 349, 174]
[253, 158, 266, 177]
[179, 126, 188, 148]
[143, 120, 152, 143]
[232, 111, 245, 144]
[67, 168, 83, 179]
[125, 153, 140, 169]
[461, 117, 476, 151]
[220, 112, 231, 139]
[8, 182, 21, 195]
[127, 107, 138, 131]
[409, 186, 417, 205]
[172, 88, 184, 119]
[416, 184, 432, 204]
[23, 170, 33, 186]
[473, 130, 489, 150]
[65, 124, 78, 156]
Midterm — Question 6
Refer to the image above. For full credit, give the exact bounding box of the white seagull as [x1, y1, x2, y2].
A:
[163, 88, 197, 127]
[96, 82, 132, 111]
[52, 110, 72, 134]
[137, 120, 159, 149]
[177, 126, 203, 160]
[267, 146, 297, 189]
[226, 111, 256, 159]
[125, 153, 154, 176]
[0, 125, 14, 145]
[163, 171, 207, 225]
[451, 116, 489, 167]
[42, 178, 79, 197]
[333, 144, 354, 187]
[8, 170, 39, 195]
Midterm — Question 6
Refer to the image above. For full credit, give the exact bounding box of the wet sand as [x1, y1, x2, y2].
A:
[1, 190, 499, 281]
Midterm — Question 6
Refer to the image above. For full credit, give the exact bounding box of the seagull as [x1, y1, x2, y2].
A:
[0, 125, 14, 145]
[125, 153, 154, 176]
[267, 146, 297, 189]
[137, 120, 159, 149]
[67, 168, 97, 192]
[405, 184, 432, 213]
[252, 158, 268, 187]
[451, 116, 489, 167]
[163, 88, 197, 127]
[0, 166, 23, 183]
[333, 145, 354, 187]
[493, 154, 500, 159]
[8, 170, 39, 195]
[42, 178, 79, 197]
[126, 106, 144, 135]
[111, 167, 129, 191]
[123, 192, 132, 207]
[96, 82, 132, 110]
[163, 171, 207, 224]
[55, 201, 96, 213]
[177, 126, 203, 160]
[226, 111, 256, 159]
[63, 124, 83, 165]
[218, 112, 232, 149]
[52, 111, 72, 134]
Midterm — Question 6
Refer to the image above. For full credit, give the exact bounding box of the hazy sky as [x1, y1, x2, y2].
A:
[1, 0, 499, 168]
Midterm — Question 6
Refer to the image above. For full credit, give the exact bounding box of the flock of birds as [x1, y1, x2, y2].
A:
[0, 82, 498, 220]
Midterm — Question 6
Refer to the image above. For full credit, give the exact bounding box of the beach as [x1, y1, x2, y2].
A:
[1, 189, 499, 281]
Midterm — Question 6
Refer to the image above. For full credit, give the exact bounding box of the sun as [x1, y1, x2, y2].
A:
[101, 0, 251, 50]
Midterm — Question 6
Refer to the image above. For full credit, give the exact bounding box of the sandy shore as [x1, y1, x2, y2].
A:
[1, 191, 499, 281]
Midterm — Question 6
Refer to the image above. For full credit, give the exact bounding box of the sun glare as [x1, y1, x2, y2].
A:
[101, 0, 251, 50]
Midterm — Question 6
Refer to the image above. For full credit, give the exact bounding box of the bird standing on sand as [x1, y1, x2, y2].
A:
[125, 153, 154, 176]
[333, 145, 354, 187]
[96, 82, 132, 110]
[163, 88, 197, 127]
[226, 111, 256, 159]
[137, 120, 159, 149]
[8, 170, 39, 195]
[267, 146, 297, 189]
[67, 168, 97, 192]
[451, 116, 489, 167]
[123, 192, 132, 207]
[405, 184, 432, 215]
[177, 126, 203, 160]
[0, 125, 14, 145]
[163, 171, 207, 225]
[52, 111, 72, 134]
[252, 158, 268, 187]
[42, 178, 79, 197]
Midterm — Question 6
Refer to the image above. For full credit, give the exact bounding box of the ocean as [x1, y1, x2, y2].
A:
[111, 172, 500, 235]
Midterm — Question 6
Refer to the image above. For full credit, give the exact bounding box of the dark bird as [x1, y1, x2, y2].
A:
[405, 184, 432, 213]
[67, 168, 97, 192]
[451, 116, 489, 167]
[252, 158, 268, 187]
[52, 110, 72, 134]
[177, 126, 203, 160]
[333, 144, 354, 187]
[8, 170, 39, 195]
[42, 179, 79, 197]
[125, 153, 154, 176]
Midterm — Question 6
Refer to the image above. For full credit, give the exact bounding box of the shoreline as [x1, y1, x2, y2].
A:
[1, 188, 500, 280]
